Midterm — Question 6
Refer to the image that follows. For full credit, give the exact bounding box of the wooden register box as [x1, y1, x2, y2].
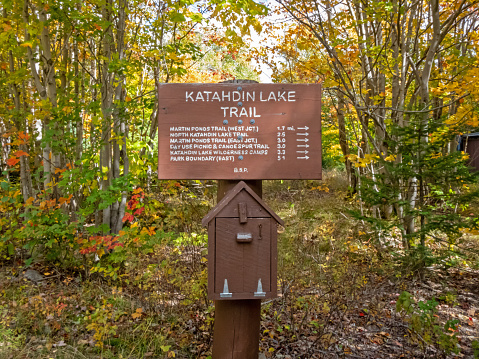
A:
[202, 181, 284, 300]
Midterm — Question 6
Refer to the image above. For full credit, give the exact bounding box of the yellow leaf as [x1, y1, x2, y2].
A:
[347, 154, 358, 162]
[323, 302, 330, 314]
[131, 222, 138, 228]
[167, 53, 178, 61]
[132, 307, 143, 319]
[384, 154, 396, 162]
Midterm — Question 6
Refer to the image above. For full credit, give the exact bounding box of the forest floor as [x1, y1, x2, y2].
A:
[1, 172, 478, 358]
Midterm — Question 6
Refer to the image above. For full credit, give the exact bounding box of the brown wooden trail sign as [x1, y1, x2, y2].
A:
[157, 83, 322, 180]
[157, 81, 321, 359]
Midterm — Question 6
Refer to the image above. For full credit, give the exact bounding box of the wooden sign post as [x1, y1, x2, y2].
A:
[158, 81, 321, 358]
[202, 180, 283, 358]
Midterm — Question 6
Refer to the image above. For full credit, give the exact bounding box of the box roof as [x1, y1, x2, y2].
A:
[202, 181, 284, 226]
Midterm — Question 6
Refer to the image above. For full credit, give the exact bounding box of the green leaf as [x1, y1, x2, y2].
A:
[7, 243, 14, 255]
[189, 12, 203, 22]
[170, 12, 186, 23]
[24, 257, 34, 267]
[160, 345, 171, 352]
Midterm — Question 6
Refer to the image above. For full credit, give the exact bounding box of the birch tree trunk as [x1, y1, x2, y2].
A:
[336, 91, 356, 192]
[23, 0, 60, 197]
[100, 0, 114, 233]
[6, 36, 33, 202]
[111, 0, 129, 234]
[99, 0, 129, 234]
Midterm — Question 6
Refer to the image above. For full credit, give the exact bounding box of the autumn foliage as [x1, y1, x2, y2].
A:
[1, 0, 479, 357]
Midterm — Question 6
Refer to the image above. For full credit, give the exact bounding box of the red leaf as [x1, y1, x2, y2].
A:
[127, 199, 137, 210]
[122, 213, 134, 223]
[6, 157, 20, 166]
[14, 150, 29, 157]
[134, 207, 145, 216]
[18, 131, 30, 143]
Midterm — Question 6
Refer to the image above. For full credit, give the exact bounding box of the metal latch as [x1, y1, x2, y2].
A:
[236, 233, 253, 243]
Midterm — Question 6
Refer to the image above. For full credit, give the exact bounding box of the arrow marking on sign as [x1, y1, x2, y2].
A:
[297, 144, 310, 148]
[297, 132, 309, 136]
[298, 126, 309, 130]
[296, 150, 309, 154]
[297, 156, 310, 160]
[296, 138, 309, 142]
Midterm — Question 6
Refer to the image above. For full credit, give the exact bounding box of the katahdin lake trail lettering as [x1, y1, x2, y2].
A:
[185, 90, 297, 102]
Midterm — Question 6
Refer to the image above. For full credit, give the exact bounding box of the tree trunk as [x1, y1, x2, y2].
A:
[6, 40, 33, 202]
[99, 0, 129, 234]
[100, 0, 114, 233]
[336, 90, 356, 192]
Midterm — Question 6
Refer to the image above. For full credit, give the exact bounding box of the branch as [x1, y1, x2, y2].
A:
[23, 0, 46, 99]
[354, 93, 469, 114]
